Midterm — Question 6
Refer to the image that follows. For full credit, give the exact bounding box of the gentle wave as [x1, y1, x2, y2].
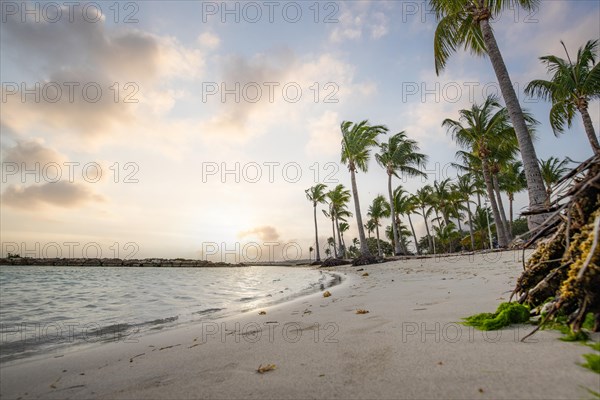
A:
[0, 265, 341, 362]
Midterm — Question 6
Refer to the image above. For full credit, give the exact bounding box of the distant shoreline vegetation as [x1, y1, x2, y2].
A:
[0, 257, 247, 268]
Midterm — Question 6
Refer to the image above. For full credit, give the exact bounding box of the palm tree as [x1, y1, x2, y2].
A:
[499, 161, 527, 235]
[526, 40, 600, 155]
[322, 206, 338, 258]
[472, 205, 494, 249]
[539, 157, 571, 205]
[367, 195, 391, 258]
[414, 186, 434, 252]
[431, 0, 547, 226]
[305, 183, 328, 262]
[432, 179, 453, 226]
[326, 237, 335, 257]
[375, 131, 428, 255]
[339, 222, 350, 256]
[454, 174, 477, 250]
[443, 96, 523, 247]
[394, 187, 421, 255]
[325, 184, 352, 258]
[365, 219, 376, 239]
[340, 120, 388, 258]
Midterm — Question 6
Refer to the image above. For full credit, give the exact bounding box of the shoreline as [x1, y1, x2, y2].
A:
[1, 250, 598, 399]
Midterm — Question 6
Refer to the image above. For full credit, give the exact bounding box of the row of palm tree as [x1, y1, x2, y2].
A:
[431, 1, 599, 229]
[305, 9, 598, 259]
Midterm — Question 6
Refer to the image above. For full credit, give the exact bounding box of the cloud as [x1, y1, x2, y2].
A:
[238, 226, 280, 242]
[1, 181, 106, 210]
[329, 2, 391, 43]
[305, 111, 341, 156]
[200, 50, 376, 144]
[198, 32, 221, 50]
[1, 139, 67, 166]
[0, 7, 204, 143]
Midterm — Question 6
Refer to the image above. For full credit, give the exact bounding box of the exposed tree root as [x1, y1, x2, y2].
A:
[514, 155, 600, 338]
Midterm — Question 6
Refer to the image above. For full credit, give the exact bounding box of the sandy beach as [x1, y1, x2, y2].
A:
[1, 250, 598, 400]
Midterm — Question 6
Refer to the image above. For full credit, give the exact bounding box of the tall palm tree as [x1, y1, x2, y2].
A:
[367, 195, 391, 258]
[499, 161, 527, 235]
[431, 0, 547, 226]
[414, 186, 435, 252]
[432, 178, 453, 226]
[454, 174, 477, 250]
[526, 40, 600, 155]
[341, 120, 388, 258]
[365, 219, 376, 239]
[443, 96, 516, 247]
[339, 222, 350, 256]
[326, 184, 352, 258]
[539, 157, 571, 205]
[375, 131, 428, 255]
[322, 206, 338, 258]
[305, 183, 328, 262]
[394, 187, 421, 255]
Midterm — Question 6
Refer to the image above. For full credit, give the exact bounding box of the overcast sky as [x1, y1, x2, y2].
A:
[1, 0, 599, 262]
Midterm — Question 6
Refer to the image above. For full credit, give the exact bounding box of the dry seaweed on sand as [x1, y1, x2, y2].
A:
[512, 155, 600, 339]
[257, 364, 276, 374]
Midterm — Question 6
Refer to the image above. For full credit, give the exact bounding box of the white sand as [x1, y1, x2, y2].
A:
[1, 250, 598, 399]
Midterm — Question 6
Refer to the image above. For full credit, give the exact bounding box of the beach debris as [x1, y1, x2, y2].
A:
[318, 374, 325, 377]
[49, 376, 61, 389]
[362, 272, 369, 276]
[512, 154, 600, 338]
[463, 302, 529, 330]
[257, 364, 277, 374]
[159, 344, 181, 351]
[478, 388, 484, 393]
[258, 311, 267, 315]
[188, 343, 202, 349]
[437, 361, 443, 365]
[356, 309, 369, 314]
[323, 291, 331, 298]
[129, 353, 145, 363]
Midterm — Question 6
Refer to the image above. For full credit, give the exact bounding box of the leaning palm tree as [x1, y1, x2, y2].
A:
[499, 161, 527, 235]
[340, 120, 388, 258]
[526, 39, 600, 155]
[430, 0, 547, 226]
[322, 206, 338, 258]
[305, 183, 328, 262]
[539, 157, 571, 205]
[443, 96, 518, 247]
[375, 131, 428, 255]
[367, 195, 391, 258]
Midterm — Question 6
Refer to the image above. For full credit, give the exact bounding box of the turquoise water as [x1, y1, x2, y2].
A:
[0, 265, 340, 362]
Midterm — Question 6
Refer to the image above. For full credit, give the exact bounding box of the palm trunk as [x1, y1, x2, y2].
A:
[350, 167, 371, 257]
[479, 17, 547, 229]
[466, 200, 475, 251]
[477, 191, 481, 208]
[408, 214, 420, 255]
[455, 204, 462, 232]
[335, 216, 344, 258]
[330, 216, 338, 258]
[493, 174, 511, 241]
[313, 204, 321, 261]
[579, 106, 600, 155]
[396, 215, 408, 255]
[388, 173, 401, 255]
[508, 193, 514, 237]
[375, 223, 382, 258]
[482, 158, 508, 247]
[421, 207, 433, 252]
